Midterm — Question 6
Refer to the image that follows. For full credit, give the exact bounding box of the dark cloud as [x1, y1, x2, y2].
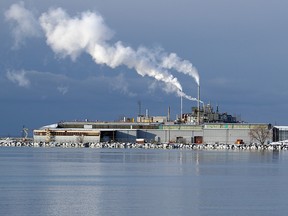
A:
[1, 0, 288, 136]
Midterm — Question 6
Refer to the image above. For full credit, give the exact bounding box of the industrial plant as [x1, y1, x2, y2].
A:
[32, 83, 285, 145]
[33, 101, 274, 145]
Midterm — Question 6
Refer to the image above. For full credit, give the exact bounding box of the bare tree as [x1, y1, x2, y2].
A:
[77, 135, 84, 143]
[249, 125, 271, 145]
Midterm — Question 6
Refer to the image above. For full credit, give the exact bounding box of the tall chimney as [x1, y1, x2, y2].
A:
[138, 101, 141, 116]
[197, 84, 200, 125]
[180, 91, 183, 123]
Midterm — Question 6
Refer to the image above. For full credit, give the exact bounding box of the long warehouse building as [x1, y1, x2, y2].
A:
[33, 121, 273, 145]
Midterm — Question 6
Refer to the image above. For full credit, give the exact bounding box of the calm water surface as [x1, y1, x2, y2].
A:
[0, 147, 287, 216]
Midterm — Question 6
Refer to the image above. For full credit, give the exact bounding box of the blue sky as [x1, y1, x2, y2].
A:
[1, 0, 288, 137]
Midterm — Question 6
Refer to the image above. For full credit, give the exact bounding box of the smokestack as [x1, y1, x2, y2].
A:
[180, 91, 183, 123]
[138, 101, 141, 116]
[197, 83, 200, 125]
[168, 106, 170, 122]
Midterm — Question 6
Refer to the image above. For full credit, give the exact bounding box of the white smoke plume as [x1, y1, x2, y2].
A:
[5, 1, 41, 48]
[178, 90, 203, 103]
[39, 8, 113, 60]
[5, 3, 200, 99]
[39, 8, 183, 93]
[161, 53, 200, 86]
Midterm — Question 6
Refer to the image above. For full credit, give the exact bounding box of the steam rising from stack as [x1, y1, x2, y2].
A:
[5, 2, 201, 102]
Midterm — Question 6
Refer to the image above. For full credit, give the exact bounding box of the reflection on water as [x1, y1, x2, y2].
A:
[0, 148, 288, 216]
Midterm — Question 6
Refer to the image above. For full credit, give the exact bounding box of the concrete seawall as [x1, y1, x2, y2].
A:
[1, 140, 288, 151]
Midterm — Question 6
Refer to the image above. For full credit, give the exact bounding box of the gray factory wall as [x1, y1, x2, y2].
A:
[137, 130, 157, 143]
[114, 128, 259, 144]
[115, 129, 202, 143]
[34, 135, 100, 143]
[116, 130, 137, 142]
[203, 128, 251, 144]
[141, 129, 252, 144]
[33, 128, 259, 144]
[138, 129, 203, 144]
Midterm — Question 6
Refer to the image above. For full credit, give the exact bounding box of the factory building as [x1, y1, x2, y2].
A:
[33, 121, 272, 145]
[33, 103, 276, 145]
[180, 104, 239, 124]
[272, 126, 288, 142]
[33, 124, 101, 143]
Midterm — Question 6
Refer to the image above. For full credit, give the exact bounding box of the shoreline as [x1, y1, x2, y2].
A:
[0, 140, 288, 151]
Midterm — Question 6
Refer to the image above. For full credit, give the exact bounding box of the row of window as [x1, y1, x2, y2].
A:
[34, 131, 100, 136]
[59, 124, 159, 129]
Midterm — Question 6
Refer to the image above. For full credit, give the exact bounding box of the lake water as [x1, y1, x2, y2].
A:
[0, 147, 287, 216]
